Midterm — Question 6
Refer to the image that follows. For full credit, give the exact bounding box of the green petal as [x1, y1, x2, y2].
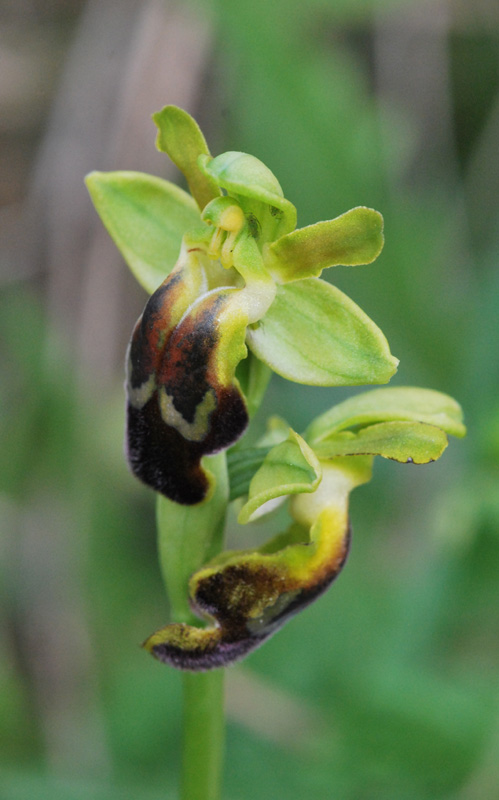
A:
[238, 431, 322, 524]
[246, 278, 398, 386]
[306, 386, 467, 444]
[85, 170, 199, 294]
[198, 151, 297, 240]
[266, 207, 384, 282]
[313, 421, 449, 464]
[153, 105, 220, 211]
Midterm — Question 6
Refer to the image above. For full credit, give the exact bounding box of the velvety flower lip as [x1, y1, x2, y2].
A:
[142, 434, 364, 671]
[143, 455, 357, 671]
[125, 238, 248, 504]
[143, 524, 351, 671]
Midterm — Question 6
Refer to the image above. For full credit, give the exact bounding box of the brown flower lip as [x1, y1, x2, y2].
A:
[145, 523, 351, 671]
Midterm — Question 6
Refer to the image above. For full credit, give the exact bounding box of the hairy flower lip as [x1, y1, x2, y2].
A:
[143, 522, 351, 671]
[126, 247, 250, 504]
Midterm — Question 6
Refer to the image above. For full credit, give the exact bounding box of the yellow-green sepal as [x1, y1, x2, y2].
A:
[313, 421, 449, 464]
[238, 431, 322, 524]
[266, 207, 384, 282]
[85, 170, 199, 294]
[306, 386, 467, 444]
[153, 105, 220, 211]
[246, 278, 399, 386]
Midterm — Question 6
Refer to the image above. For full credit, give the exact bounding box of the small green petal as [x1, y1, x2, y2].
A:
[266, 207, 384, 282]
[153, 105, 220, 211]
[227, 445, 273, 502]
[227, 415, 292, 501]
[238, 431, 322, 524]
[306, 386, 467, 444]
[246, 278, 398, 386]
[198, 151, 297, 240]
[85, 170, 199, 294]
[313, 421, 449, 464]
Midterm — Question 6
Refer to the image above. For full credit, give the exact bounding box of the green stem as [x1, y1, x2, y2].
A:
[156, 454, 228, 624]
[182, 670, 225, 800]
[156, 454, 229, 798]
[156, 371, 271, 800]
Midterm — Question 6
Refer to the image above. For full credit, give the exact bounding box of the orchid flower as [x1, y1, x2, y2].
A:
[86, 107, 465, 673]
[87, 106, 397, 505]
[143, 387, 465, 670]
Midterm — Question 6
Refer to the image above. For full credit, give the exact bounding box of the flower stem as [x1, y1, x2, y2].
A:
[181, 670, 225, 800]
[155, 456, 229, 798]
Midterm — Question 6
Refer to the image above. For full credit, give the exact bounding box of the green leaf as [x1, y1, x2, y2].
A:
[246, 277, 398, 386]
[156, 453, 229, 624]
[266, 207, 384, 282]
[153, 105, 220, 210]
[306, 386, 467, 444]
[85, 170, 199, 294]
[238, 430, 321, 524]
[313, 421, 449, 464]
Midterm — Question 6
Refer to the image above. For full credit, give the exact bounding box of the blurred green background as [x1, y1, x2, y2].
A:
[1, 0, 498, 798]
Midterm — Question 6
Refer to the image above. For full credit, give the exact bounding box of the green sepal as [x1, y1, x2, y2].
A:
[238, 431, 321, 524]
[266, 207, 384, 282]
[85, 170, 199, 294]
[313, 421, 449, 464]
[198, 151, 297, 241]
[156, 453, 228, 625]
[246, 278, 398, 386]
[306, 386, 467, 444]
[153, 105, 220, 211]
